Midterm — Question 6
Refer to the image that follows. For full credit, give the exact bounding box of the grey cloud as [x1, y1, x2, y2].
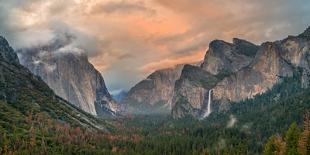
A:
[0, 1, 63, 49]
[1, 9, 100, 56]
[18, 29, 75, 54]
[17, 22, 100, 58]
[51, 22, 100, 56]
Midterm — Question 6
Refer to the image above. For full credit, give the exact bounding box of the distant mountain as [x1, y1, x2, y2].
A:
[17, 38, 118, 116]
[172, 26, 310, 118]
[112, 90, 128, 103]
[0, 36, 106, 131]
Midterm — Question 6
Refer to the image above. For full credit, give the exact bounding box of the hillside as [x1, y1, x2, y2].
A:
[0, 36, 116, 154]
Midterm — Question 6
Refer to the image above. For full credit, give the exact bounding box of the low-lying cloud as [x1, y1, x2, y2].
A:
[227, 115, 237, 128]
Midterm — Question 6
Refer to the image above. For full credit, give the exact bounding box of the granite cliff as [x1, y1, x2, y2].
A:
[17, 38, 117, 116]
[172, 27, 310, 118]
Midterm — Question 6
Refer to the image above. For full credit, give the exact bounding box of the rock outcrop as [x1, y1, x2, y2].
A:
[18, 39, 117, 116]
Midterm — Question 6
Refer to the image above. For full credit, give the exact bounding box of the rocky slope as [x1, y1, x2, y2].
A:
[172, 27, 310, 118]
[17, 39, 117, 116]
[0, 36, 106, 130]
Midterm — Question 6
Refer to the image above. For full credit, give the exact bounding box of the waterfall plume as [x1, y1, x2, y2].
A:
[203, 89, 213, 118]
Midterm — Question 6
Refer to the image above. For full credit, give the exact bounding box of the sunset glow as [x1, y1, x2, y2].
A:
[1, 0, 309, 91]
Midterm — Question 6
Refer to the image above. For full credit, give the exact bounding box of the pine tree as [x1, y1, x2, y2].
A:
[298, 112, 310, 155]
[285, 123, 301, 155]
[264, 135, 285, 155]
[1, 133, 10, 154]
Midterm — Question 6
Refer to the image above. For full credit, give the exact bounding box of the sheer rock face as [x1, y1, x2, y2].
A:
[18, 48, 117, 116]
[123, 65, 184, 107]
[172, 27, 310, 118]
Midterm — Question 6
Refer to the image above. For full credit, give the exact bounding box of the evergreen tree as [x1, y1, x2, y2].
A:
[264, 135, 285, 155]
[285, 123, 301, 155]
[298, 112, 310, 155]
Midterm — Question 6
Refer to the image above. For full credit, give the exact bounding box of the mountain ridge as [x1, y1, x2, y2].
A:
[172, 27, 310, 118]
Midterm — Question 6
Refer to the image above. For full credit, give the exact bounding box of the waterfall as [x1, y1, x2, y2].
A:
[203, 89, 213, 118]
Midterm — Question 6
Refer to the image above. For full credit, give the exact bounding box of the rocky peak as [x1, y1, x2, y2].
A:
[0, 36, 19, 64]
[201, 38, 258, 75]
[209, 40, 232, 51]
[233, 38, 259, 57]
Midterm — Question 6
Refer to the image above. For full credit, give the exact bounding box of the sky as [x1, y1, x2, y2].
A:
[0, 0, 310, 93]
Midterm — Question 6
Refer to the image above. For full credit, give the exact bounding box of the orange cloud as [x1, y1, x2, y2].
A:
[139, 50, 205, 74]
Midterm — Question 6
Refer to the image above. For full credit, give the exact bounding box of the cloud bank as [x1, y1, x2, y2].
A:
[0, 0, 310, 91]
